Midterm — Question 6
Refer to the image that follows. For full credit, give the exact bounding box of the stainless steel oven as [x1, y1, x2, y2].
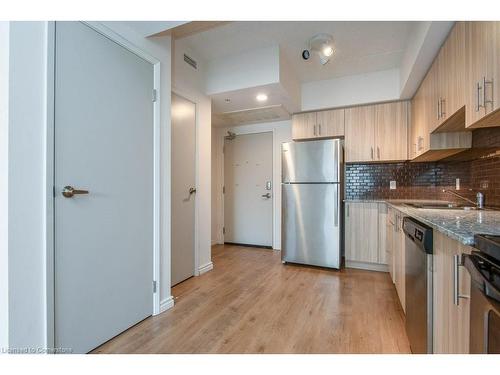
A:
[463, 234, 500, 354]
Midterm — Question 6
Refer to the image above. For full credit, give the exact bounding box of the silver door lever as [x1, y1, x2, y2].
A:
[261, 193, 271, 199]
[189, 187, 197, 195]
[62, 186, 89, 198]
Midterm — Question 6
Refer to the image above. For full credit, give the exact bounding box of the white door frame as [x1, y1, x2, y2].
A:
[171, 88, 200, 277]
[219, 129, 275, 248]
[44, 21, 162, 350]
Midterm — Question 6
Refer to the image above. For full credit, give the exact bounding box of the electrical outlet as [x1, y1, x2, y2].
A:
[390, 180, 396, 190]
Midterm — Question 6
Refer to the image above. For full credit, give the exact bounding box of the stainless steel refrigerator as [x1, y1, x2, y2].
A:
[281, 139, 343, 269]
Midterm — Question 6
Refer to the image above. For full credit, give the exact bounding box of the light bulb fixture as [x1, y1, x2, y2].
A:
[302, 33, 335, 66]
[322, 46, 334, 57]
[256, 93, 268, 102]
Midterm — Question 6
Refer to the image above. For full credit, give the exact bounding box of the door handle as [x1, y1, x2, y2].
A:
[189, 187, 197, 195]
[62, 186, 89, 198]
[261, 193, 271, 199]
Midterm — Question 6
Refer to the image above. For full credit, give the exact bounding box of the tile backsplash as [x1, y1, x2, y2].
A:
[345, 155, 500, 208]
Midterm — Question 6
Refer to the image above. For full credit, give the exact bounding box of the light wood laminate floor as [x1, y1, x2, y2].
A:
[93, 244, 410, 353]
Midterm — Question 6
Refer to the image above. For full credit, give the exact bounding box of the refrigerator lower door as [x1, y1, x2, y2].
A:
[282, 183, 340, 269]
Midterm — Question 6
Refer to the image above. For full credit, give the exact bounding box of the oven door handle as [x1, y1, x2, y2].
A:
[464, 254, 500, 303]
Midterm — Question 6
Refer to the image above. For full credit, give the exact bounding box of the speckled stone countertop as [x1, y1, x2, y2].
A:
[344, 199, 500, 246]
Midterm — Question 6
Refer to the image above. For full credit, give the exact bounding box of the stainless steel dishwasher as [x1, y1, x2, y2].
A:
[403, 217, 433, 354]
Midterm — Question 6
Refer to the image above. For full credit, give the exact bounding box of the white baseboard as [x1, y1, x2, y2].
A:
[345, 260, 388, 273]
[159, 296, 175, 313]
[198, 261, 214, 275]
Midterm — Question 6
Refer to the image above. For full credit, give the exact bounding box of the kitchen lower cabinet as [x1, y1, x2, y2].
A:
[345, 202, 387, 270]
[392, 210, 406, 312]
[386, 207, 395, 281]
[433, 231, 472, 354]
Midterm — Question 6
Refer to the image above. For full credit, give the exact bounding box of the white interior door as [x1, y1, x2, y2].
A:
[171, 94, 196, 286]
[54, 22, 154, 353]
[224, 132, 273, 247]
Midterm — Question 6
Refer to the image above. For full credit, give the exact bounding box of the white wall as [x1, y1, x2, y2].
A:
[6, 21, 50, 349]
[205, 45, 280, 95]
[212, 120, 292, 250]
[172, 39, 213, 272]
[301, 68, 400, 111]
[0, 21, 10, 349]
[3, 21, 172, 350]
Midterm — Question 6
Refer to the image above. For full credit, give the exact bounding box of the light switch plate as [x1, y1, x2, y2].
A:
[456, 178, 460, 190]
[390, 181, 396, 190]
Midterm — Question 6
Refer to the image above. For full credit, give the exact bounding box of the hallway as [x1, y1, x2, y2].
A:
[93, 245, 410, 353]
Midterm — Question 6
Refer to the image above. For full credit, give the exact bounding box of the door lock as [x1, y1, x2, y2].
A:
[61, 186, 89, 198]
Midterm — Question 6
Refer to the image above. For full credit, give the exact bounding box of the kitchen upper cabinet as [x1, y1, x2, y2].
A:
[465, 21, 500, 129]
[292, 112, 317, 140]
[433, 231, 472, 354]
[375, 101, 408, 161]
[345, 202, 379, 264]
[436, 22, 466, 130]
[292, 108, 344, 140]
[345, 105, 376, 162]
[345, 102, 409, 163]
[317, 108, 345, 138]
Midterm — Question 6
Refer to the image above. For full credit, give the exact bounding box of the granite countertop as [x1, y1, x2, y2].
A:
[344, 199, 500, 246]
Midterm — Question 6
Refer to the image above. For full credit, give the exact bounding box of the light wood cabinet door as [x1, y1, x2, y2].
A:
[465, 21, 498, 129]
[317, 108, 344, 138]
[377, 203, 387, 264]
[441, 22, 466, 124]
[386, 207, 395, 282]
[424, 58, 441, 134]
[393, 211, 406, 312]
[345, 105, 376, 162]
[410, 84, 424, 158]
[433, 231, 472, 354]
[345, 202, 379, 264]
[374, 101, 408, 161]
[292, 112, 317, 140]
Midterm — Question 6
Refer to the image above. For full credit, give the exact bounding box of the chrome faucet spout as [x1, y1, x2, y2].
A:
[441, 189, 484, 208]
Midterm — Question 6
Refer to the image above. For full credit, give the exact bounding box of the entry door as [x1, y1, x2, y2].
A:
[224, 132, 273, 247]
[54, 22, 154, 353]
[171, 94, 196, 285]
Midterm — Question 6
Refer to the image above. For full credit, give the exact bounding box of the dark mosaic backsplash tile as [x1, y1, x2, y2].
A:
[345, 155, 500, 208]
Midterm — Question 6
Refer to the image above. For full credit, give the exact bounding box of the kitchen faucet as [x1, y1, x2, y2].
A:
[442, 189, 484, 209]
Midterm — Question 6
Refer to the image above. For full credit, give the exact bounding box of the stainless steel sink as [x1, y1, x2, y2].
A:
[403, 203, 478, 211]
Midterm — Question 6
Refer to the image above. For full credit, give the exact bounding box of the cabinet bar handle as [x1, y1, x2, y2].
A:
[453, 254, 470, 306]
[377, 146, 380, 159]
[476, 81, 482, 112]
[313, 125, 317, 136]
[371, 147, 374, 160]
[483, 76, 493, 110]
[318, 124, 322, 135]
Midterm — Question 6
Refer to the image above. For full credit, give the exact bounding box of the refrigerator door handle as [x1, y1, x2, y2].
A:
[334, 184, 339, 227]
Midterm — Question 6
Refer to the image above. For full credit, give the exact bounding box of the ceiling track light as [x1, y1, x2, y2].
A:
[302, 33, 335, 66]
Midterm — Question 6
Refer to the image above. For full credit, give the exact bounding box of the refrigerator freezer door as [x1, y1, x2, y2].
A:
[282, 139, 340, 183]
[282, 183, 340, 268]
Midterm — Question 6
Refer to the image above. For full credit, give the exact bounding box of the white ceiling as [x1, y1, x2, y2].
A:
[180, 21, 417, 83]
